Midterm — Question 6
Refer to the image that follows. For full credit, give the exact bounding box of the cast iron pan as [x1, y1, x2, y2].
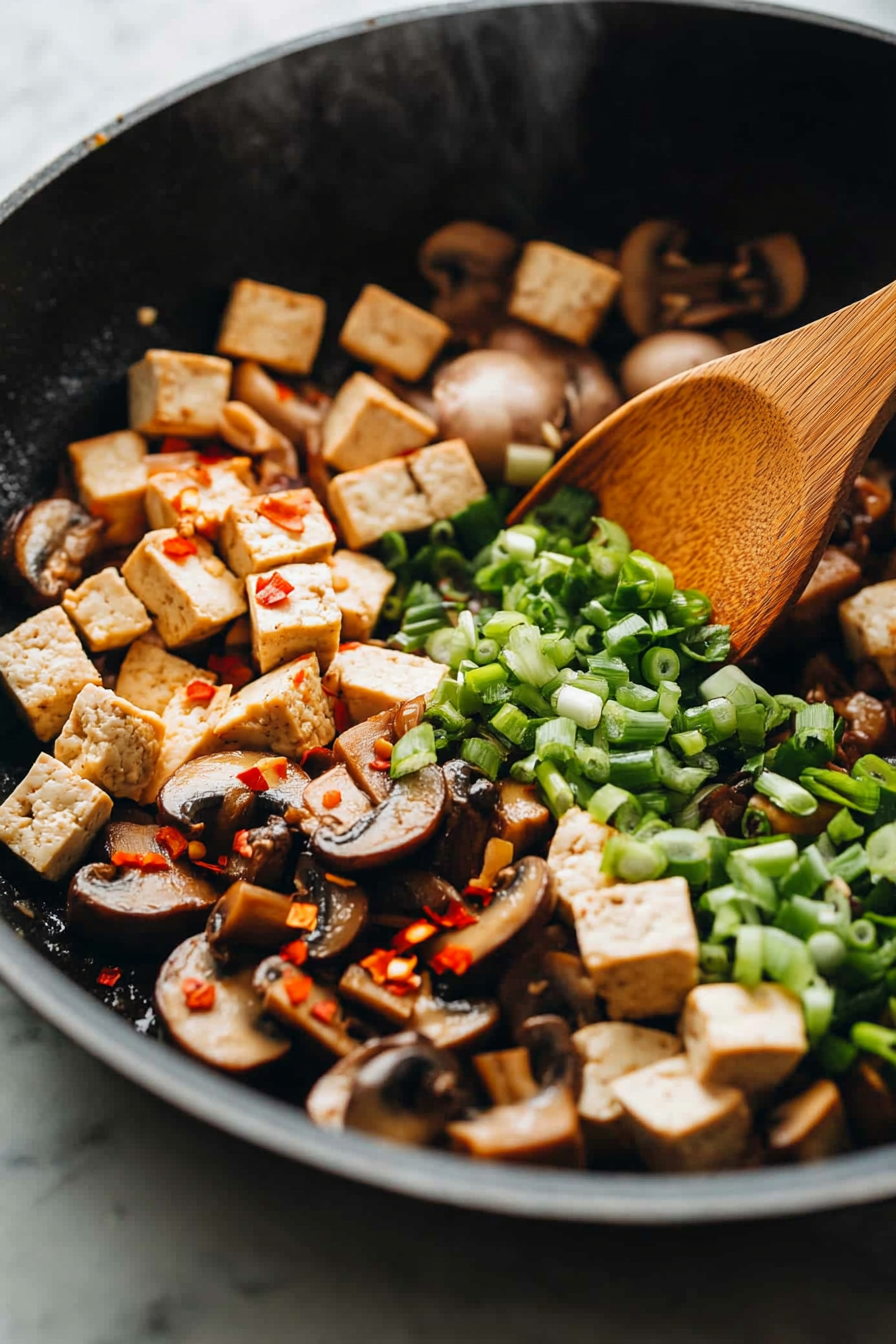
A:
[2, 0, 896, 1222]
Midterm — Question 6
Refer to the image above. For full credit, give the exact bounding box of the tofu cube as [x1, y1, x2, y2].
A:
[129, 349, 232, 438]
[322, 372, 436, 472]
[407, 439, 487, 519]
[115, 637, 218, 716]
[219, 489, 336, 578]
[327, 457, 435, 551]
[322, 644, 447, 723]
[145, 449, 201, 474]
[571, 876, 699, 1019]
[508, 241, 622, 346]
[546, 807, 617, 922]
[247, 562, 342, 674]
[839, 580, 896, 687]
[144, 458, 254, 538]
[0, 753, 112, 881]
[339, 284, 450, 381]
[0, 606, 101, 741]
[216, 278, 326, 374]
[142, 682, 232, 803]
[121, 529, 246, 649]
[610, 1056, 751, 1173]
[767, 1079, 849, 1163]
[328, 550, 395, 642]
[573, 1022, 682, 1160]
[54, 683, 164, 801]
[62, 567, 152, 652]
[68, 430, 148, 546]
[214, 654, 335, 756]
[682, 982, 807, 1092]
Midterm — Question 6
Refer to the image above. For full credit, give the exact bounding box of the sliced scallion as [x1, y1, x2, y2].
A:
[390, 723, 437, 779]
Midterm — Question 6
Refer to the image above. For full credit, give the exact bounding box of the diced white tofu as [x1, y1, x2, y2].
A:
[68, 430, 148, 545]
[573, 1022, 682, 1160]
[0, 752, 112, 881]
[54, 683, 164, 801]
[839, 580, 896, 687]
[121, 529, 246, 648]
[144, 458, 254, 539]
[682, 982, 807, 1092]
[219, 489, 336, 578]
[0, 606, 101, 742]
[145, 448, 201, 474]
[327, 457, 435, 550]
[547, 806, 617, 922]
[767, 1079, 849, 1163]
[571, 876, 699, 1019]
[128, 349, 232, 438]
[322, 372, 436, 472]
[142, 682, 232, 803]
[214, 654, 335, 756]
[339, 284, 450, 381]
[508, 241, 621, 346]
[62, 567, 152, 652]
[407, 439, 487, 518]
[610, 1055, 751, 1173]
[247, 562, 342, 674]
[328, 550, 395, 642]
[115, 637, 218, 716]
[216, 279, 326, 374]
[322, 644, 447, 723]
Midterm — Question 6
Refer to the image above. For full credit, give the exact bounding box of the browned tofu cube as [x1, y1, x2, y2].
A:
[509, 241, 621, 346]
[573, 1022, 681, 1160]
[217, 279, 326, 374]
[407, 439, 487, 518]
[68, 430, 148, 546]
[682, 982, 807, 1093]
[839, 580, 896, 688]
[129, 350, 232, 438]
[328, 550, 395, 642]
[327, 457, 435, 551]
[610, 1056, 751, 1173]
[546, 806, 617, 923]
[322, 372, 436, 472]
[144, 458, 254, 538]
[339, 284, 450, 381]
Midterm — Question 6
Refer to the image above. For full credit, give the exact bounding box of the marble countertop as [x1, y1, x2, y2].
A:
[4, 1, 896, 1340]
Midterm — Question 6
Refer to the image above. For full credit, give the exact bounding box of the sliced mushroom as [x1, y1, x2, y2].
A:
[430, 759, 498, 891]
[252, 956, 361, 1056]
[492, 779, 552, 856]
[447, 1085, 584, 1167]
[254, 440, 302, 494]
[293, 854, 369, 959]
[369, 868, 457, 918]
[232, 360, 328, 443]
[311, 765, 446, 873]
[68, 854, 219, 953]
[419, 220, 518, 340]
[227, 814, 294, 888]
[766, 1079, 850, 1163]
[157, 752, 310, 848]
[206, 880, 294, 958]
[745, 793, 838, 838]
[474, 1047, 539, 1105]
[333, 708, 397, 803]
[306, 1034, 420, 1128]
[412, 973, 499, 1050]
[300, 764, 372, 836]
[620, 330, 727, 398]
[344, 1034, 463, 1145]
[1, 498, 105, 608]
[841, 1058, 896, 1147]
[516, 1014, 583, 1096]
[155, 934, 290, 1071]
[499, 939, 597, 1034]
[425, 855, 555, 973]
[97, 819, 165, 862]
[832, 692, 893, 766]
[339, 962, 417, 1026]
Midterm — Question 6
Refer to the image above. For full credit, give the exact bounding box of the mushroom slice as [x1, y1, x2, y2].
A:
[1, 498, 105, 609]
[300, 765, 372, 836]
[412, 975, 499, 1051]
[492, 779, 552, 856]
[306, 1034, 421, 1128]
[232, 360, 328, 444]
[744, 793, 837, 838]
[293, 854, 369, 959]
[474, 1047, 539, 1105]
[447, 1086, 584, 1167]
[767, 1079, 849, 1163]
[339, 963, 417, 1026]
[498, 937, 597, 1034]
[344, 1035, 463, 1145]
[419, 220, 518, 340]
[369, 869, 457, 918]
[68, 856, 218, 953]
[516, 1014, 583, 1096]
[841, 1058, 896, 1147]
[97, 819, 166, 861]
[227, 814, 294, 888]
[425, 855, 556, 972]
[252, 956, 358, 1056]
[157, 751, 310, 845]
[311, 765, 446, 873]
[431, 759, 497, 891]
[155, 934, 289, 1072]
[487, 324, 621, 443]
[333, 708, 397, 803]
[206, 880, 294, 959]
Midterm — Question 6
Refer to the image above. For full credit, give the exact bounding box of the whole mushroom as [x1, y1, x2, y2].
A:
[418, 220, 519, 341]
[488, 323, 622, 441]
[343, 1034, 463, 1145]
[620, 330, 728, 397]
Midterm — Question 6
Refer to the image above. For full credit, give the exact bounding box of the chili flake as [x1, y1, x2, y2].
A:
[162, 535, 197, 560]
[208, 653, 253, 690]
[321, 689, 351, 735]
[110, 850, 169, 872]
[368, 760, 391, 772]
[429, 945, 473, 977]
[232, 829, 254, 859]
[424, 899, 478, 931]
[185, 680, 216, 704]
[386, 978, 421, 998]
[339, 641, 361, 652]
[236, 756, 288, 791]
[284, 972, 313, 1006]
[257, 494, 312, 534]
[279, 939, 309, 967]
[293, 669, 306, 689]
[156, 826, 188, 860]
[188, 464, 213, 487]
[254, 570, 295, 607]
[360, 949, 393, 985]
[321, 789, 342, 809]
[182, 977, 216, 1011]
[311, 999, 339, 1025]
[193, 858, 229, 874]
[322, 872, 357, 888]
[97, 966, 121, 987]
[286, 901, 319, 931]
[464, 879, 495, 907]
[275, 381, 295, 401]
[160, 436, 192, 453]
[392, 920, 438, 953]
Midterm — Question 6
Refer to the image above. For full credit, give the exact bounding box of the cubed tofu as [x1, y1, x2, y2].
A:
[145, 449, 201, 474]
[142, 682, 232, 803]
[214, 654, 335, 756]
[62, 567, 152, 652]
[54, 683, 164, 801]
[128, 349, 232, 438]
[328, 550, 395, 642]
[247, 562, 342, 674]
[407, 439, 487, 518]
[339, 284, 450, 381]
[610, 1055, 751, 1173]
[144, 458, 254, 538]
[68, 430, 148, 546]
[0, 606, 101, 742]
[322, 372, 436, 472]
[572, 876, 699, 1020]
[219, 489, 336, 578]
[547, 806, 617, 923]
[682, 982, 807, 1092]
[508, 241, 622, 346]
[839, 580, 896, 687]
[115, 637, 218, 716]
[322, 644, 447, 723]
[573, 1022, 682, 1160]
[767, 1079, 849, 1163]
[327, 457, 435, 550]
[216, 279, 326, 374]
[0, 752, 112, 881]
[121, 529, 246, 649]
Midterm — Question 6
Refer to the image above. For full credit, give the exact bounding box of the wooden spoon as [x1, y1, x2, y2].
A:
[510, 280, 896, 658]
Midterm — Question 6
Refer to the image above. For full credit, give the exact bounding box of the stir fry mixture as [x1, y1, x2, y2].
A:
[3, 217, 896, 1174]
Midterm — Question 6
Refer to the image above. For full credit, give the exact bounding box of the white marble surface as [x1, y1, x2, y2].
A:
[4, 1, 896, 1340]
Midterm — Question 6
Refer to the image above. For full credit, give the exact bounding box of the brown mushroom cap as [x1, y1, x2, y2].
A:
[741, 233, 808, 318]
[68, 857, 218, 953]
[344, 1034, 463, 1145]
[620, 330, 727, 398]
[369, 869, 457, 917]
[430, 759, 498, 891]
[516, 1014, 583, 1096]
[419, 220, 518, 339]
[253, 956, 359, 1056]
[155, 934, 290, 1072]
[492, 779, 552, 856]
[293, 854, 369, 959]
[232, 360, 328, 443]
[300, 764, 372, 836]
[617, 219, 692, 337]
[333, 708, 397, 803]
[1, 498, 105, 609]
[488, 323, 622, 442]
[226, 814, 294, 888]
[745, 793, 837, 838]
[425, 855, 555, 973]
[311, 765, 447, 873]
[156, 751, 310, 845]
[447, 1084, 584, 1166]
[306, 1034, 421, 1128]
[412, 976, 499, 1051]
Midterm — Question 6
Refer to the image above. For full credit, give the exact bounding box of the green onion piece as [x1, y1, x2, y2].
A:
[699, 942, 731, 982]
[489, 702, 530, 746]
[473, 638, 500, 666]
[601, 833, 668, 883]
[425, 701, 469, 738]
[509, 752, 539, 784]
[699, 664, 757, 708]
[800, 768, 880, 815]
[808, 930, 847, 975]
[591, 515, 631, 556]
[854, 753, 896, 792]
[656, 680, 682, 721]
[777, 894, 846, 940]
[586, 653, 631, 691]
[575, 742, 610, 784]
[608, 749, 660, 791]
[867, 822, 896, 879]
[581, 599, 613, 631]
[678, 697, 738, 744]
[501, 527, 538, 561]
[571, 674, 610, 701]
[671, 729, 707, 758]
[389, 723, 437, 779]
[710, 901, 743, 944]
[742, 805, 772, 839]
[588, 783, 633, 824]
[846, 919, 878, 952]
[456, 680, 483, 718]
[512, 683, 555, 717]
[604, 613, 653, 658]
[762, 927, 816, 993]
[603, 702, 670, 747]
[379, 530, 408, 569]
[729, 837, 798, 878]
[616, 682, 660, 712]
[778, 844, 831, 899]
[850, 1021, 896, 1068]
[463, 661, 508, 698]
[801, 981, 834, 1042]
[733, 925, 764, 987]
[460, 736, 503, 781]
[653, 745, 711, 797]
[615, 550, 675, 610]
[502, 622, 558, 687]
[653, 827, 710, 885]
[555, 684, 603, 730]
[754, 770, 818, 818]
[641, 646, 681, 687]
[736, 703, 767, 750]
[827, 806, 865, 848]
[536, 759, 575, 818]
[665, 588, 712, 628]
[482, 610, 527, 643]
[794, 700, 836, 759]
[535, 716, 578, 764]
[451, 495, 504, 555]
[727, 857, 779, 913]
[540, 633, 577, 668]
[827, 841, 869, 884]
[425, 626, 470, 669]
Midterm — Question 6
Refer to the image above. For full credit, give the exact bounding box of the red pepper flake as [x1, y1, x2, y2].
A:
[321, 789, 342, 809]
[429, 945, 473, 977]
[322, 872, 357, 889]
[321, 690, 351, 735]
[162, 535, 198, 560]
[386, 976, 422, 997]
[293, 669, 306, 689]
[311, 998, 339, 1025]
[208, 653, 253, 690]
[188, 464, 213, 487]
[339, 641, 361, 652]
[424, 899, 479, 931]
[160, 436, 192, 453]
[110, 850, 169, 872]
[392, 920, 438, 953]
[286, 901, 319, 931]
[284, 972, 313, 1006]
[182, 976, 216, 1011]
[368, 759, 392, 772]
[254, 571, 295, 608]
[156, 826, 188, 861]
[192, 858, 229, 874]
[464, 880, 495, 907]
[232, 829, 254, 859]
[236, 756, 288, 792]
[275, 381, 296, 402]
[97, 966, 121, 987]
[360, 949, 394, 986]
[257, 495, 312, 534]
[279, 939, 309, 967]
[198, 446, 233, 464]
[185, 680, 216, 704]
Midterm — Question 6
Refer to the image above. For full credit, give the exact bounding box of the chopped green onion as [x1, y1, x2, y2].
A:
[509, 752, 539, 784]
[736, 703, 767, 750]
[699, 664, 757, 708]
[867, 822, 896, 879]
[555, 684, 603, 730]
[762, 927, 816, 993]
[808, 930, 847, 975]
[827, 806, 865, 848]
[489, 702, 530, 746]
[801, 981, 834, 1042]
[604, 702, 670, 747]
[463, 662, 507, 698]
[827, 842, 869, 884]
[585, 654, 631, 691]
[615, 551, 675, 610]
[641, 646, 681, 687]
[502, 622, 558, 687]
[850, 1021, 896, 1068]
[671, 729, 707, 758]
[608, 749, 660, 791]
[733, 924, 764, 987]
[482, 610, 527, 643]
[700, 943, 732, 981]
[616, 682, 660, 712]
[501, 528, 538, 561]
[815, 1033, 858, 1075]
[601, 833, 668, 883]
[653, 827, 710, 885]
[588, 783, 633, 824]
[390, 723, 437, 779]
[604, 613, 653, 658]
[535, 716, 578, 764]
[653, 745, 712, 797]
[854, 753, 896, 792]
[778, 845, 831, 899]
[729, 837, 798, 879]
[846, 919, 878, 952]
[535, 759, 575, 818]
[800, 768, 880, 815]
[460, 736, 503, 781]
[657, 680, 682, 720]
